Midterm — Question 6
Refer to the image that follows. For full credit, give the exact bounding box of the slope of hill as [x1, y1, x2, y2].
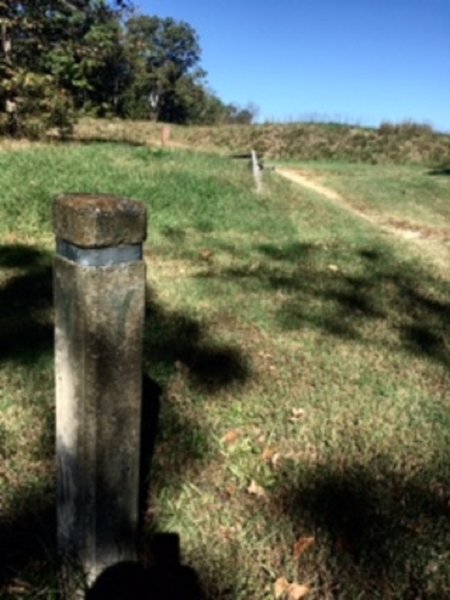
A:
[74, 118, 450, 165]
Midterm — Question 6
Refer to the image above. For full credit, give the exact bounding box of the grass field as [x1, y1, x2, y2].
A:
[1, 138, 449, 599]
[278, 161, 450, 229]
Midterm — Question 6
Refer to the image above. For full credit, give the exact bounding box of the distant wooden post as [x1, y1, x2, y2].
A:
[53, 194, 147, 586]
[251, 149, 263, 194]
[161, 125, 171, 147]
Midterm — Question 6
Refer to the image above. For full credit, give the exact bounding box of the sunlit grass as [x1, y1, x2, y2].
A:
[0, 142, 449, 598]
[280, 161, 450, 229]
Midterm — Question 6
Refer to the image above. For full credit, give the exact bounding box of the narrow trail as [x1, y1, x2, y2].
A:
[276, 167, 450, 273]
[277, 168, 378, 227]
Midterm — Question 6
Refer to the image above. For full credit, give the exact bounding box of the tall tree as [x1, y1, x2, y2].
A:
[123, 15, 203, 122]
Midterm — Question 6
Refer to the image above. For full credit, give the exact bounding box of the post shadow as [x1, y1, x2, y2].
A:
[0, 490, 57, 588]
[86, 533, 204, 600]
[83, 363, 213, 599]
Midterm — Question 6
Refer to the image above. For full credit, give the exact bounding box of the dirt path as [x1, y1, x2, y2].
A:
[277, 167, 450, 273]
[277, 168, 378, 226]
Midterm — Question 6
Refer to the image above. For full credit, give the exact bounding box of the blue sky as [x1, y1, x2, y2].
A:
[136, 1, 450, 131]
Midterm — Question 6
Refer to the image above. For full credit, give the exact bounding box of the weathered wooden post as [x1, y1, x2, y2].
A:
[53, 194, 147, 585]
[251, 149, 263, 194]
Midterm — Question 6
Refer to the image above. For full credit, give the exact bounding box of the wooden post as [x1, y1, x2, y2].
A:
[53, 194, 147, 586]
[161, 125, 171, 148]
[251, 149, 263, 194]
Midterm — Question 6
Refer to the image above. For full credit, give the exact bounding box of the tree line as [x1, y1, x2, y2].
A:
[0, 1, 257, 138]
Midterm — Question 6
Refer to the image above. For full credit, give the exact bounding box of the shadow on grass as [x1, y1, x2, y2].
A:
[67, 137, 173, 162]
[197, 240, 450, 369]
[269, 456, 450, 597]
[427, 167, 450, 176]
[144, 286, 249, 393]
[0, 243, 249, 597]
[0, 244, 53, 364]
[66, 136, 147, 148]
[87, 534, 204, 600]
[0, 484, 57, 592]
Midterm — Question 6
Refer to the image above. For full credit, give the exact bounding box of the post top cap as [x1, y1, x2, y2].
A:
[54, 194, 147, 248]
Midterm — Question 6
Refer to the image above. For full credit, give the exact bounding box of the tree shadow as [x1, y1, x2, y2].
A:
[257, 241, 315, 262]
[427, 168, 450, 176]
[196, 240, 450, 369]
[270, 455, 450, 597]
[0, 244, 47, 268]
[139, 375, 162, 524]
[161, 226, 187, 242]
[0, 244, 53, 364]
[144, 286, 249, 392]
[62, 136, 148, 149]
[0, 485, 57, 592]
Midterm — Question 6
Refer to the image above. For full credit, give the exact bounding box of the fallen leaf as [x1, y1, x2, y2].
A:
[271, 452, 282, 467]
[262, 447, 283, 468]
[221, 430, 240, 445]
[290, 408, 306, 422]
[293, 536, 315, 560]
[225, 484, 237, 497]
[199, 248, 214, 261]
[292, 407, 305, 418]
[262, 446, 276, 462]
[274, 577, 290, 599]
[219, 525, 239, 541]
[287, 583, 310, 600]
[247, 479, 267, 499]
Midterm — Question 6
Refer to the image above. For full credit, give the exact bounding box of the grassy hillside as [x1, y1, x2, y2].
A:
[74, 117, 450, 165]
[1, 141, 449, 598]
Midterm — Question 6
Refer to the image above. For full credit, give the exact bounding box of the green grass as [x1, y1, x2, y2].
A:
[1, 141, 450, 598]
[279, 161, 450, 229]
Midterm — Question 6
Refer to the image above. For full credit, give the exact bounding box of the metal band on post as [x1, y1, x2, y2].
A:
[53, 194, 147, 588]
[57, 239, 143, 267]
